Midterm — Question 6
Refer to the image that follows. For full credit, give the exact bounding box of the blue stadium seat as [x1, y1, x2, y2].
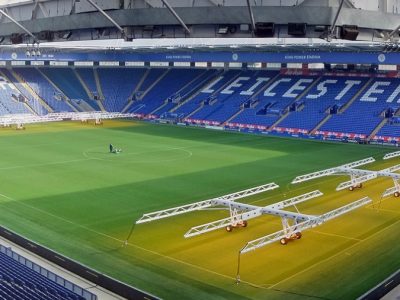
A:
[176, 69, 242, 118]
[279, 76, 369, 131]
[231, 75, 316, 127]
[0, 75, 31, 116]
[1, 69, 48, 115]
[13, 68, 74, 112]
[97, 68, 146, 112]
[321, 77, 400, 135]
[41, 68, 101, 111]
[0, 247, 89, 300]
[132, 68, 204, 115]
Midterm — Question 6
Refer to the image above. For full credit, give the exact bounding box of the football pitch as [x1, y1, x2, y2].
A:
[1, 120, 400, 299]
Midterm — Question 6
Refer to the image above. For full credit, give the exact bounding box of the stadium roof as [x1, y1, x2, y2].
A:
[0, 0, 398, 46]
[1, 37, 388, 54]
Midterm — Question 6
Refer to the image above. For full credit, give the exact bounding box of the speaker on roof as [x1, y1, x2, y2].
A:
[255, 22, 275, 37]
[10, 34, 23, 44]
[38, 31, 54, 41]
[123, 27, 134, 41]
[341, 25, 359, 40]
[288, 23, 307, 36]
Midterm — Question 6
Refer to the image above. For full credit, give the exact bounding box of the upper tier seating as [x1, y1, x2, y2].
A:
[0, 76, 31, 115]
[41, 68, 100, 111]
[138, 68, 166, 93]
[231, 75, 316, 127]
[190, 70, 278, 123]
[320, 77, 400, 135]
[130, 68, 204, 115]
[75, 68, 98, 96]
[175, 69, 242, 117]
[97, 68, 146, 112]
[13, 68, 74, 112]
[279, 76, 370, 131]
[0, 69, 48, 115]
[154, 69, 220, 116]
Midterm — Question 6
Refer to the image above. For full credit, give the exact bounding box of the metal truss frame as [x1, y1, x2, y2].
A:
[293, 156, 400, 198]
[291, 157, 375, 184]
[160, 0, 191, 35]
[384, 151, 400, 160]
[136, 171, 373, 254]
[136, 182, 279, 224]
[0, 9, 37, 41]
[240, 197, 372, 253]
[85, 0, 125, 36]
[183, 190, 322, 238]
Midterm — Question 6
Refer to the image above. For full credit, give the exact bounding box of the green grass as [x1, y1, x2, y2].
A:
[1, 120, 400, 299]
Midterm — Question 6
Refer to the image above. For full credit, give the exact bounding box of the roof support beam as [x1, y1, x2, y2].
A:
[329, 0, 345, 40]
[343, 0, 356, 9]
[386, 24, 400, 41]
[38, 2, 49, 18]
[85, 0, 125, 36]
[160, 0, 190, 35]
[246, 0, 256, 33]
[0, 9, 36, 41]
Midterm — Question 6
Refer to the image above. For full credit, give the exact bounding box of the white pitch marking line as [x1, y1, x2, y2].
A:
[264, 219, 361, 242]
[367, 207, 400, 214]
[82, 146, 193, 163]
[0, 158, 93, 171]
[366, 197, 396, 209]
[307, 229, 362, 241]
[268, 217, 400, 289]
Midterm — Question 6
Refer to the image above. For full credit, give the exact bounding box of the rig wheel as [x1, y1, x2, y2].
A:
[226, 225, 233, 232]
[395, 192, 400, 197]
[295, 232, 302, 239]
[349, 186, 355, 191]
[280, 238, 288, 245]
[242, 220, 248, 228]
[357, 183, 363, 188]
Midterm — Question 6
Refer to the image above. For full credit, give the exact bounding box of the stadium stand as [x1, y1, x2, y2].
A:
[320, 77, 400, 136]
[175, 69, 242, 118]
[0, 244, 94, 300]
[154, 69, 219, 117]
[137, 68, 166, 93]
[3, 66, 400, 143]
[377, 122, 400, 138]
[97, 68, 146, 112]
[41, 68, 100, 111]
[0, 69, 49, 115]
[230, 74, 316, 127]
[75, 68, 98, 97]
[13, 68, 74, 113]
[0, 76, 31, 115]
[130, 68, 204, 115]
[188, 70, 277, 123]
[279, 76, 370, 132]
